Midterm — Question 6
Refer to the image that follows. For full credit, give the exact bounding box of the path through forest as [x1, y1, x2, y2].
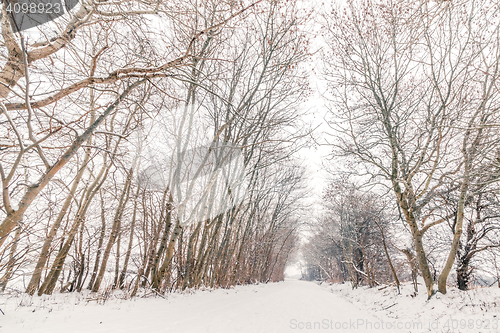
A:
[1, 279, 408, 333]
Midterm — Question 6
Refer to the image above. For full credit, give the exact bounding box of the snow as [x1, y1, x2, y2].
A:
[326, 278, 500, 333]
[1, 279, 379, 333]
[1, 278, 499, 333]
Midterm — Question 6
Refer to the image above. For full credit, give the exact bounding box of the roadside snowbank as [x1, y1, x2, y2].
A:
[326, 278, 500, 333]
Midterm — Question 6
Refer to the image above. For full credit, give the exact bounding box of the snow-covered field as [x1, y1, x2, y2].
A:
[1, 279, 499, 333]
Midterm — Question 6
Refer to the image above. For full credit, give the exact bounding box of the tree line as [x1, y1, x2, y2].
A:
[0, 0, 309, 295]
[303, 0, 500, 298]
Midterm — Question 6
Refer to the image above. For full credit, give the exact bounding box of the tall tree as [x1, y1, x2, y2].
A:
[323, 0, 500, 296]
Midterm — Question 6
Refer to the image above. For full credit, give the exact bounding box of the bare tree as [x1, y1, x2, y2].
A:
[323, 0, 500, 296]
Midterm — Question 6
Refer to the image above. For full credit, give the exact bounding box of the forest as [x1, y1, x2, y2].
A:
[1, 0, 500, 307]
[0, 0, 310, 297]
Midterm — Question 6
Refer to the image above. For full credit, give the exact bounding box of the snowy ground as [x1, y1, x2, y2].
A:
[327, 279, 500, 333]
[1, 279, 499, 333]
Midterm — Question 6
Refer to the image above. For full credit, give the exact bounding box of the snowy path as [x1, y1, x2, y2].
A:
[1, 279, 398, 333]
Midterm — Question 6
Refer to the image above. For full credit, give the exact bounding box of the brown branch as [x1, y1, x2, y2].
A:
[26, 2, 95, 62]
[4, 72, 170, 110]
[0, 79, 145, 245]
[4, 0, 262, 110]
[21, 36, 51, 170]
[421, 213, 454, 235]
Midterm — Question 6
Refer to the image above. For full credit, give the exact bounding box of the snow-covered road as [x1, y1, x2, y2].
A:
[3, 278, 499, 333]
[2, 279, 398, 333]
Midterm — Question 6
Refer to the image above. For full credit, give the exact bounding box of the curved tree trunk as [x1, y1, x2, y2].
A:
[151, 221, 183, 291]
[87, 190, 107, 290]
[91, 167, 133, 292]
[25, 124, 94, 295]
[402, 248, 419, 293]
[118, 185, 141, 289]
[38, 162, 109, 295]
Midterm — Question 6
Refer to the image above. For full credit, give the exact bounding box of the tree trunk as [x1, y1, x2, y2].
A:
[393, 180, 434, 297]
[87, 190, 107, 290]
[38, 159, 109, 295]
[378, 221, 400, 292]
[0, 226, 21, 291]
[457, 255, 472, 291]
[149, 189, 173, 282]
[438, 169, 469, 294]
[151, 221, 183, 291]
[91, 167, 133, 292]
[25, 147, 91, 295]
[112, 230, 122, 289]
[74, 223, 86, 292]
[118, 185, 140, 289]
[182, 221, 202, 290]
[39, 207, 89, 295]
[402, 248, 418, 293]
[131, 195, 150, 297]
